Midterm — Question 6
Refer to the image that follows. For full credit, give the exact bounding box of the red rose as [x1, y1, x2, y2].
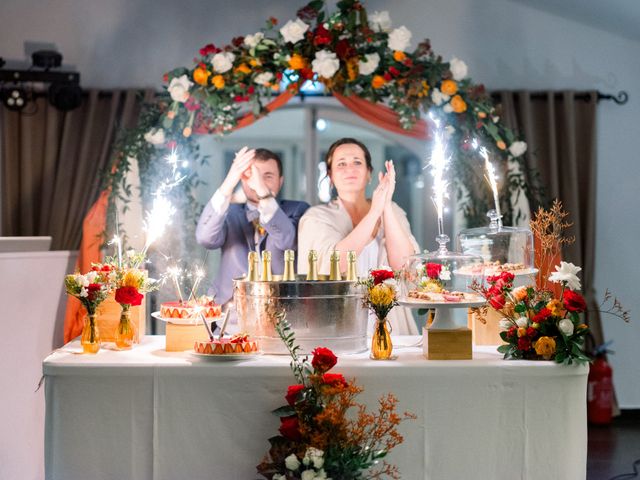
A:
[426, 263, 442, 279]
[389, 66, 400, 77]
[517, 337, 531, 351]
[489, 294, 506, 310]
[486, 274, 500, 284]
[500, 271, 515, 283]
[383, 72, 392, 81]
[563, 290, 587, 313]
[199, 43, 218, 56]
[533, 308, 551, 323]
[311, 347, 337, 373]
[279, 415, 301, 441]
[335, 39, 354, 60]
[313, 25, 332, 46]
[285, 384, 305, 406]
[231, 36, 244, 47]
[115, 286, 143, 306]
[526, 327, 537, 338]
[322, 373, 347, 388]
[101, 264, 112, 272]
[371, 269, 394, 285]
[507, 326, 517, 338]
[247, 85, 255, 94]
[87, 283, 102, 302]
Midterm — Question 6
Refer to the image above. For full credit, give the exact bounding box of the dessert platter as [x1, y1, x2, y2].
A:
[191, 333, 260, 361]
[454, 261, 538, 277]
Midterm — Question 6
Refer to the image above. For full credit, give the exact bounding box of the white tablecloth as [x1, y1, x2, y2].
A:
[44, 336, 587, 480]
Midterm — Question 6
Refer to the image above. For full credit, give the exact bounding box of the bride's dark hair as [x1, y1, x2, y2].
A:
[325, 138, 373, 174]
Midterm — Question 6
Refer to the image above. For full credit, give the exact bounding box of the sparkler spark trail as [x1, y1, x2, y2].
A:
[480, 147, 502, 220]
[426, 114, 450, 237]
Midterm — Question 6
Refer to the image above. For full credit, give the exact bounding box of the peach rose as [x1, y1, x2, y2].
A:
[440, 79, 458, 96]
[450, 95, 467, 113]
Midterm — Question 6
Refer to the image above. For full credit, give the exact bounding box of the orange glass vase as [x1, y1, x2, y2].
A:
[371, 316, 393, 360]
[81, 313, 101, 354]
[115, 305, 135, 350]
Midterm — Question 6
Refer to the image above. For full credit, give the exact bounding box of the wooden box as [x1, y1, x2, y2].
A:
[423, 328, 472, 360]
[96, 293, 146, 343]
[467, 307, 502, 346]
[165, 323, 211, 352]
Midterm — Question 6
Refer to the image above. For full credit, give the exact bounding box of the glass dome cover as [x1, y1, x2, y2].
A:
[400, 233, 485, 304]
[455, 210, 535, 277]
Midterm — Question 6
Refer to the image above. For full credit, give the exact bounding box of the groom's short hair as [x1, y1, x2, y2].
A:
[254, 148, 282, 177]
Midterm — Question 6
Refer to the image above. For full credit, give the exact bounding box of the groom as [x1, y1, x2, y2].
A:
[196, 147, 309, 306]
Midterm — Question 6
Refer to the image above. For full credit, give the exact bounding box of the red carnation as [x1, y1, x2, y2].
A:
[389, 66, 400, 77]
[279, 415, 301, 441]
[101, 264, 112, 272]
[517, 337, 531, 351]
[500, 271, 515, 283]
[322, 373, 348, 388]
[247, 85, 255, 94]
[533, 308, 552, 323]
[231, 36, 244, 47]
[313, 25, 332, 46]
[426, 263, 442, 279]
[486, 274, 500, 284]
[311, 347, 337, 373]
[489, 294, 506, 310]
[526, 327, 537, 338]
[563, 290, 587, 313]
[383, 72, 392, 81]
[507, 326, 517, 338]
[335, 39, 355, 60]
[371, 269, 394, 285]
[87, 283, 102, 302]
[285, 384, 305, 406]
[199, 43, 219, 56]
[115, 286, 143, 306]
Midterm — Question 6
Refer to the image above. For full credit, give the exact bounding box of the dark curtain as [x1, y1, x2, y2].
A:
[1, 89, 154, 249]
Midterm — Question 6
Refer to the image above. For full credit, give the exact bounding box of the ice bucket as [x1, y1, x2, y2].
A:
[233, 276, 367, 354]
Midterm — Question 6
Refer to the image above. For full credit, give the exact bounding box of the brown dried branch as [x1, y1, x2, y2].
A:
[599, 288, 631, 323]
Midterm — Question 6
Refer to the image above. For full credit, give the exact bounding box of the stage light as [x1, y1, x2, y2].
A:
[49, 82, 82, 111]
[1, 87, 28, 111]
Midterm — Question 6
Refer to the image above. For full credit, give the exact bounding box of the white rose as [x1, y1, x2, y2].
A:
[253, 72, 274, 86]
[211, 52, 235, 73]
[383, 278, 398, 291]
[440, 268, 451, 281]
[431, 88, 450, 106]
[74, 274, 89, 287]
[508, 141, 527, 157]
[312, 50, 340, 78]
[449, 57, 468, 81]
[443, 103, 454, 113]
[284, 453, 301, 471]
[85, 271, 98, 283]
[280, 18, 309, 44]
[301, 470, 316, 480]
[144, 128, 165, 145]
[549, 261, 582, 291]
[516, 317, 529, 328]
[558, 318, 575, 336]
[369, 10, 392, 32]
[167, 75, 193, 103]
[79, 287, 88, 298]
[358, 52, 380, 76]
[499, 319, 513, 331]
[272, 475, 286, 480]
[244, 32, 264, 48]
[387, 26, 412, 52]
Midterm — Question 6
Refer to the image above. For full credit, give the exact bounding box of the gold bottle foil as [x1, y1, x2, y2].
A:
[282, 249, 296, 281]
[345, 250, 358, 281]
[261, 250, 273, 281]
[306, 250, 319, 281]
[247, 251, 259, 281]
[329, 250, 342, 281]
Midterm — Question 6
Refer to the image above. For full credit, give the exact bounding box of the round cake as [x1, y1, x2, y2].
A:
[194, 333, 259, 355]
[160, 297, 222, 320]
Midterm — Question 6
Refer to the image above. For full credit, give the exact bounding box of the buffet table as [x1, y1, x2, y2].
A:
[43, 336, 588, 480]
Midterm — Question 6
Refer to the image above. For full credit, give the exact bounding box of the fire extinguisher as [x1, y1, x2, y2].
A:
[587, 342, 614, 425]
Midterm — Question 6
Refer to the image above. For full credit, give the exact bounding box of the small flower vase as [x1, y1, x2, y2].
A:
[115, 305, 135, 350]
[371, 316, 393, 360]
[81, 313, 101, 354]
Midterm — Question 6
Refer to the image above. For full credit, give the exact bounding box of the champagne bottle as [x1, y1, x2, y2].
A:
[282, 249, 296, 281]
[329, 250, 342, 281]
[345, 250, 358, 281]
[261, 250, 273, 281]
[306, 250, 319, 281]
[247, 251, 259, 281]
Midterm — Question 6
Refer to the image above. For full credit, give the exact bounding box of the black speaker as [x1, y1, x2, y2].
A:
[49, 82, 82, 111]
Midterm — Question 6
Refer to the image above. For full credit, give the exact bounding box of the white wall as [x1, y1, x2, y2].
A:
[2, 0, 638, 406]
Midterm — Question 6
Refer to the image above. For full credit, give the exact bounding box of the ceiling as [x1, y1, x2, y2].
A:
[508, 0, 640, 42]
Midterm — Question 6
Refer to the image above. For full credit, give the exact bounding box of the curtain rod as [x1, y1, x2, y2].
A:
[491, 90, 628, 105]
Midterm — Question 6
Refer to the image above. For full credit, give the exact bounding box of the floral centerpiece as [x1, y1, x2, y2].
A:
[416, 262, 451, 293]
[64, 268, 111, 353]
[257, 316, 415, 479]
[358, 268, 399, 360]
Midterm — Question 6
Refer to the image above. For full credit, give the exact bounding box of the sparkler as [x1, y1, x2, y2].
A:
[427, 114, 450, 238]
[187, 266, 205, 303]
[140, 195, 176, 260]
[167, 266, 184, 304]
[480, 146, 502, 221]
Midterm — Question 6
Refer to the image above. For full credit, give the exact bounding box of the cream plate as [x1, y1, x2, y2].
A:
[189, 351, 261, 361]
[151, 311, 204, 326]
[453, 267, 539, 277]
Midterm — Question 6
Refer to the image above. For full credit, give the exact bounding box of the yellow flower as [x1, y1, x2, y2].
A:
[369, 284, 395, 307]
[546, 299, 565, 317]
[534, 336, 556, 358]
[440, 79, 458, 96]
[249, 59, 260, 67]
[517, 327, 527, 338]
[450, 94, 467, 113]
[234, 63, 251, 75]
[212, 75, 225, 89]
[578, 323, 589, 331]
[393, 50, 406, 62]
[288, 54, 307, 71]
[346, 57, 358, 81]
[122, 269, 144, 288]
[496, 140, 507, 150]
[193, 67, 211, 86]
[372, 75, 386, 89]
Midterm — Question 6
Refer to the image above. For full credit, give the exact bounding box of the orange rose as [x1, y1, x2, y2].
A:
[517, 327, 527, 338]
[372, 75, 386, 89]
[393, 50, 406, 62]
[512, 286, 528, 302]
[182, 127, 192, 138]
[440, 79, 458, 96]
[534, 336, 556, 358]
[546, 299, 565, 317]
[288, 54, 307, 71]
[450, 95, 467, 113]
[234, 63, 251, 75]
[212, 75, 225, 89]
[193, 67, 211, 86]
[496, 140, 507, 150]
